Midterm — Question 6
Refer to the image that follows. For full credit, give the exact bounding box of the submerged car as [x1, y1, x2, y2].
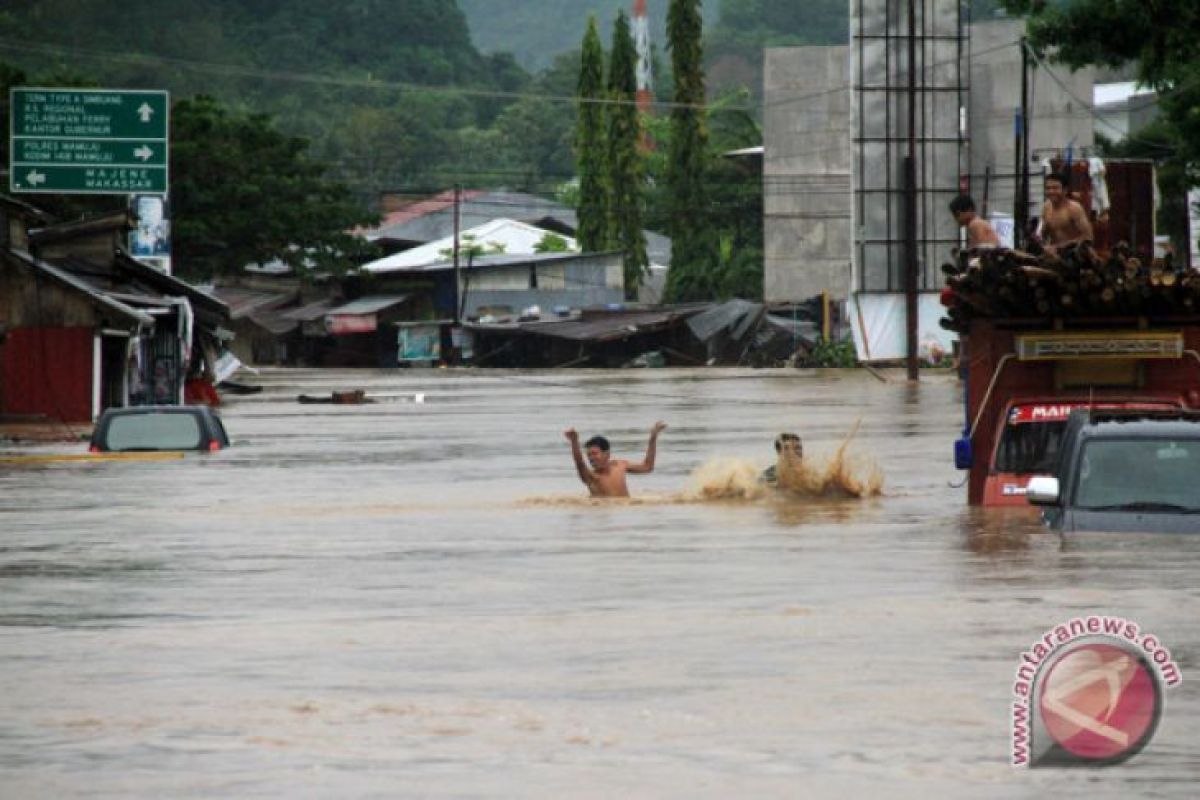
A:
[89, 406, 230, 453]
[1026, 409, 1200, 533]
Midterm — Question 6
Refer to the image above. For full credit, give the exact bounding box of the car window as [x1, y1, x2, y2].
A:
[104, 413, 203, 451]
[1075, 438, 1200, 509]
[994, 420, 1068, 474]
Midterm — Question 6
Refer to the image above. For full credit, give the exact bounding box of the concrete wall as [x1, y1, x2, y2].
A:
[851, 0, 966, 293]
[764, 20, 1095, 301]
[968, 19, 1095, 226]
[460, 254, 624, 317]
[763, 46, 852, 303]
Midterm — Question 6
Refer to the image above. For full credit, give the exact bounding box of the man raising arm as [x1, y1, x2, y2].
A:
[625, 421, 668, 474]
[564, 422, 667, 497]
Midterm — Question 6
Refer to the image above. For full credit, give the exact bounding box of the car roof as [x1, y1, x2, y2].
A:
[1068, 408, 1200, 439]
[98, 405, 221, 418]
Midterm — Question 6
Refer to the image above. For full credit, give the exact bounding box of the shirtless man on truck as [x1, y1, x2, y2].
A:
[949, 194, 1001, 249]
[1038, 172, 1094, 254]
[564, 422, 667, 497]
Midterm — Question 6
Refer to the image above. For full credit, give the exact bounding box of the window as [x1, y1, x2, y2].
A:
[994, 420, 1068, 474]
[104, 412, 203, 451]
[1075, 438, 1200, 509]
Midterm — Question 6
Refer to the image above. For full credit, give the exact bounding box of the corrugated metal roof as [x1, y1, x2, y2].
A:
[207, 287, 298, 319]
[247, 309, 300, 335]
[6, 250, 154, 326]
[366, 249, 608, 275]
[325, 295, 410, 316]
[279, 299, 334, 322]
[360, 218, 579, 273]
[686, 299, 764, 343]
[471, 304, 708, 343]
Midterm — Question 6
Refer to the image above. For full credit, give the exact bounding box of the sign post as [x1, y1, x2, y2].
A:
[9, 87, 168, 194]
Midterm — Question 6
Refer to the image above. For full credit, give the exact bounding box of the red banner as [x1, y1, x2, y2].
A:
[1008, 401, 1175, 425]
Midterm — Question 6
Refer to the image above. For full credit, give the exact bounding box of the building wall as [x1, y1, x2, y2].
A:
[968, 20, 1095, 226]
[0, 326, 94, 421]
[0, 259, 102, 328]
[763, 46, 853, 302]
[458, 254, 624, 316]
[32, 226, 126, 267]
[851, 0, 966, 293]
[764, 21, 1096, 301]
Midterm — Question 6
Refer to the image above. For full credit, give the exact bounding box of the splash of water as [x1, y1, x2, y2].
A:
[774, 434, 884, 499]
[688, 422, 883, 501]
[681, 459, 768, 502]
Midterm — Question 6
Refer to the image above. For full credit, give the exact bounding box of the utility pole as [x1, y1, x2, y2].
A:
[1015, 38, 1030, 249]
[904, 0, 920, 381]
[452, 183, 462, 325]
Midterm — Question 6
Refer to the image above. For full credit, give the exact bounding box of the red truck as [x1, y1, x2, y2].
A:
[959, 319, 1200, 505]
[949, 155, 1200, 505]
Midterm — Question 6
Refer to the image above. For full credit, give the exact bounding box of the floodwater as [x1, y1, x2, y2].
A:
[2, 368, 1198, 797]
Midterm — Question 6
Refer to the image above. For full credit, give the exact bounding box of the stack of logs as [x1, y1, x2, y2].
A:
[940, 242, 1200, 333]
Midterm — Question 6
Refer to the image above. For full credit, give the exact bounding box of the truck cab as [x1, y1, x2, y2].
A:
[962, 319, 1200, 506]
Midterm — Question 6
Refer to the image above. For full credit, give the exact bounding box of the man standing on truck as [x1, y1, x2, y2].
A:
[949, 195, 1001, 249]
[1037, 172, 1094, 254]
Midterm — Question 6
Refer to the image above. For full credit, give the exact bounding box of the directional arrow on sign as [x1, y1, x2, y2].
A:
[26, 170, 46, 186]
[133, 145, 154, 162]
[137, 103, 154, 123]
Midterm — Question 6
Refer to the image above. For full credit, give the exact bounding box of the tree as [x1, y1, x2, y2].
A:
[170, 95, 377, 280]
[663, 0, 718, 302]
[607, 10, 650, 299]
[1001, 0, 1200, 182]
[575, 16, 609, 252]
[534, 232, 572, 253]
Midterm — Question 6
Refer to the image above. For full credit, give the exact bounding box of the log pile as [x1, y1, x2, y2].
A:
[939, 243, 1200, 333]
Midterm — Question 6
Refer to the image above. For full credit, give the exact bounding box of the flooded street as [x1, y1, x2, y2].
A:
[2, 368, 1198, 797]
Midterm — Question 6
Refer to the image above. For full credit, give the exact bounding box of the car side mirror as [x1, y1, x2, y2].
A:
[954, 435, 973, 469]
[1026, 475, 1060, 506]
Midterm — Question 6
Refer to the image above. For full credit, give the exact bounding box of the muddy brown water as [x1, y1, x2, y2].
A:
[2, 368, 1198, 797]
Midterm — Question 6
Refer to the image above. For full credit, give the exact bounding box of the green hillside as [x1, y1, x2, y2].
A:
[0, 0, 535, 201]
[459, 0, 717, 72]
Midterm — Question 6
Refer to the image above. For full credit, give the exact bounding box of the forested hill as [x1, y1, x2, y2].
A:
[0, 0, 534, 200]
[458, 0, 845, 74]
[461, 0, 1006, 85]
[459, 0, 717, 71]
[0, 0, 519, 88]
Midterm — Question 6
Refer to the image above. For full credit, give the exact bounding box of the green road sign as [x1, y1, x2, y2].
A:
[10, 87, 169, 194]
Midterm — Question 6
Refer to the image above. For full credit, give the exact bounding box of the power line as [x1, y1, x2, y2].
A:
[1021, 41, 1183, 154]
[0, 36, 733, 114]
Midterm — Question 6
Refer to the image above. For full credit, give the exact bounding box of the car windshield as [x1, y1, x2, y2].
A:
[1075, 438, 1200, 511]
[105, 412, 203, 451]
[994, 420, 1067, 474]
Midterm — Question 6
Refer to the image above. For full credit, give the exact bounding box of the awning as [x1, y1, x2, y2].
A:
[324, 295, 409, 335]
[206, 287, 299, 320]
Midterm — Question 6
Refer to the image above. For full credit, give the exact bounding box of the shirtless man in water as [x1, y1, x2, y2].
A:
[1038, 172, 1094, 254]
[564, 422, 667, 497]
